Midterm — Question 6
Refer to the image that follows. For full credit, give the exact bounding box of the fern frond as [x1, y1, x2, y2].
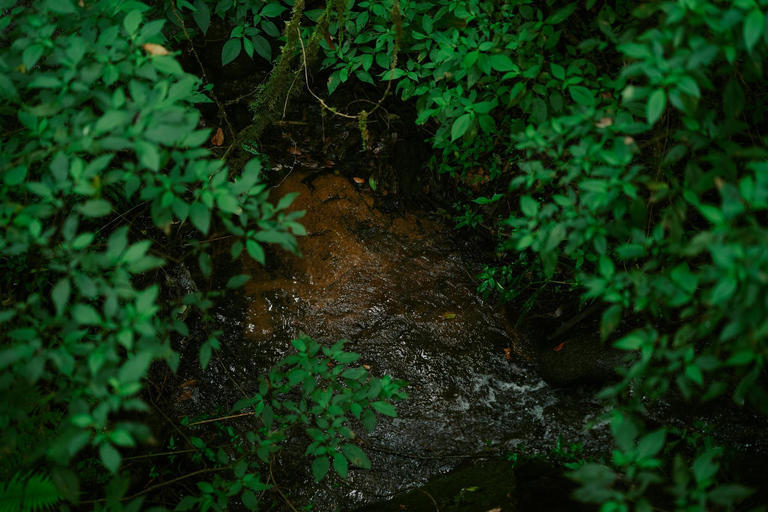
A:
[0, 472, 60, 512]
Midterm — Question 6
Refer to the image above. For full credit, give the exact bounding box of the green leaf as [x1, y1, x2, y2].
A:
[551, 63, 565, 80]
[520, 196, 538, 217]
[710, 277, 738, 303]
[52, 278, 70, 316]
[362, 408, 376, 431]
[200, 341, 212, 370]
[242, 490, 259, 510]
[72, 304, 101, 325]
[123, 10, 142, 36]
[614, 333, 643, 350]
[46, 0, 76, 13]
[489, 54, 517, 72]
[119, 351, 152, 383]
[312, 456, 330, 482]
[636, 429, 666, 460]
[451, 114, 472, 140]
[135, 141, 160, 171]
[246, 239, 265, 264]
[332, 452, 348, 479]
[371, 401, 397, 417]
[261, 3, 286, 17]
[78, 199, 112, 217]
[744, 9, 764, 53]
[22, 44, 45, 69]
[189, 202, 211, 234]
[252, 36, 271, 61]
[222, 38, 242, 66]
[192, 0, 211, 34]
[709, 484, 753, 506]
[100, 443, 121, 473]
[646, 89, 666, 125]
[341, 444, 371, 469]
[569, 86, 595, 106]
[547, 2, 577, 24]
[692, 449, 719, 486]
[227, 274, 251, 288]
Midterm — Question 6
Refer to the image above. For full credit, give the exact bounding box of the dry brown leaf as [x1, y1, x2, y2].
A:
[211, 127, 224, 146]
[176, 390, 193, 401]
[503, 347, 512, 360]
[363, 364, 371, 370]
[287, 146, 302, 155]
[142, 43, 171, 56]
[179, 379, 198, 388]
[595, 117, 613, 128]
[353, 177, 365, 184]
[554, 341, 566, 352]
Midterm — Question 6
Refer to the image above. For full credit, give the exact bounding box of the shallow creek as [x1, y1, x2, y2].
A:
[168, 169, 622, 510]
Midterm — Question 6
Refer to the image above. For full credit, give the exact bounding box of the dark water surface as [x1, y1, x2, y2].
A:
[171, 170, 618, 510]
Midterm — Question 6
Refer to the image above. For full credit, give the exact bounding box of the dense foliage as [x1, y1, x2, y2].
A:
[0, 0, 405, 510]
[300, 0, 768, 509]
[3, 0, 768, 510]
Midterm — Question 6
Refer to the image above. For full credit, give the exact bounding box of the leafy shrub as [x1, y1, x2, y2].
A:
[0, 0, 403, 509]
[308, 0, 768, 509]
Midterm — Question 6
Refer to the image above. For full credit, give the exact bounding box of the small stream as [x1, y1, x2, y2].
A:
[172, 169, 619, 510]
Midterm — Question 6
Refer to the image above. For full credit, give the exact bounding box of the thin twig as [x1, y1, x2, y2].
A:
[420, 489, 440, 512]
[79, 466, 229, 504]
[186, 411, 255, 427]
[270, 454, 298, 512]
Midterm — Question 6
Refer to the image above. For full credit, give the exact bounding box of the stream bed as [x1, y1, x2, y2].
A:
[171, 169, 619, 511]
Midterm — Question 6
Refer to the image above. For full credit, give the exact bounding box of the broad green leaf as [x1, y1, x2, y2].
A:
[135, 141, 160, 171]
[341, 444, 371, 469]
[332, 452, 348, 479]
[744, 9, 764, 53]
[222, 38, 242, 66]
[227, 274, 251, 288]
[189, 202, 211, 234]
[192, 0, 211, 34]
[100, 443, 121, 473]
[252, 36, 271, 61]
[52, 278, 70, 316]
[451, 113, 472, 140]
[547, 2, 577, 24]
[646, 89, 666, 125]
[123, 10, 142, 36]
[371, 401, 397, 417]
[490, 54, 518, 73]
[312, 456, 330, 482]
[551, 63, 565, 80]
[569, 86, 595, 106]
[261, 3, 286, 17]
[242, 489, 259, 510]
[520, 196, 538, 217]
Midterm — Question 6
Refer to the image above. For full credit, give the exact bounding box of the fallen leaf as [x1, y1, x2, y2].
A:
[595, 117, 613, 128]
[442, 312, 456, 319]
[176, 390, 193, 401]
[287, 146, 302, 155]
[353, 177, 365, 184]
[210, 127, 224, 146]
[554, 341, 566, 352]
[142, 43, 170, 56]
[363, 364, 371, 370]
[503, 347, 512, 360]
[179, 379, 197, 388]
[486, 508, 502, 512]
